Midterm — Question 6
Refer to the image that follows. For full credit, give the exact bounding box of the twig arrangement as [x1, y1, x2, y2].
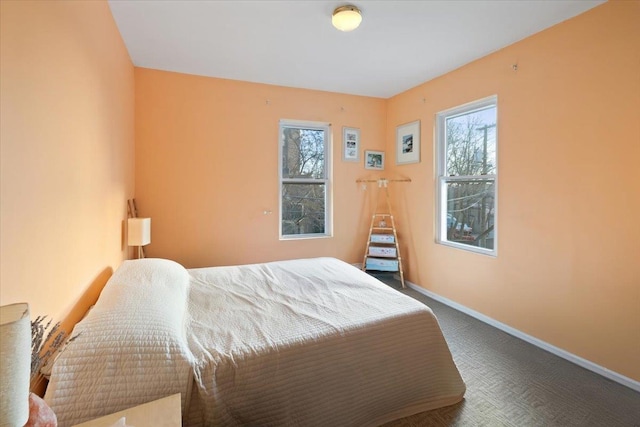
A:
[30, 316, 79, 391]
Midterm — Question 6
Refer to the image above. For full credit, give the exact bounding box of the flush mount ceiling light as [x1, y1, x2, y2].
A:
[332, 5, 362, 32]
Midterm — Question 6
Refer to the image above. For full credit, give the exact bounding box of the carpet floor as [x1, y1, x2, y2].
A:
[371, 273, 640, 427]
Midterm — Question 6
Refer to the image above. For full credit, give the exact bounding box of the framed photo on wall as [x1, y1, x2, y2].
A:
[396, 120, 420, 165]
[365, 150, 385, 170]
[342, 127, 360, 162]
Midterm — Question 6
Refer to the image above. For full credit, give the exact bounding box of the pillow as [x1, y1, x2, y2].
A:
[45, 258, 194, 426]
[93, 257, 190, 314]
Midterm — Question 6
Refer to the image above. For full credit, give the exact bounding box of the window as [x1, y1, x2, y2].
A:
[436, 96, 497, 255]
[279, 120, 331, 239]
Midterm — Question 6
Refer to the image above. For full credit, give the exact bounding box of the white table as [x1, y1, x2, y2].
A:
[72, 394, 181, 427]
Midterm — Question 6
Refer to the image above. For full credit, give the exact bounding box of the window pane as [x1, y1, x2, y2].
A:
[282, 183, 325, 235]
[445, 179, 495, 250]
[445, 106, 496, 176]
[282, 127, 325, 179]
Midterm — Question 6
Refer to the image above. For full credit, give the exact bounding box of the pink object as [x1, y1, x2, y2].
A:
[24, 393, 57, 427]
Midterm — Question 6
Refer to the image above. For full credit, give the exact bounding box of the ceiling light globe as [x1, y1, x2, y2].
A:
[332, 5, 362, 32]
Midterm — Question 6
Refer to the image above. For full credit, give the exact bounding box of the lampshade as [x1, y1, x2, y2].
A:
[128, 217, 151, 246]
[332, 5, 362, 32]
[0, 303, 31, 427]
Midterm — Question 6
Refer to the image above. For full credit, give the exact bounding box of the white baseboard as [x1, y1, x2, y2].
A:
[405, 280, 640, 393]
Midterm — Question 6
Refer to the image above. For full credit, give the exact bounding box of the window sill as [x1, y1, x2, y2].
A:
[280, 234, 332, 241]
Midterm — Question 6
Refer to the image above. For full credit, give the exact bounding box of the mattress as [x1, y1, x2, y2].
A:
[45, 257, 465, 426]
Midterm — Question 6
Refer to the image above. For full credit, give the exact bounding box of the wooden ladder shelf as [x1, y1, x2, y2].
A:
[357, 178, 410, 289]
[362, 213, 405, 288]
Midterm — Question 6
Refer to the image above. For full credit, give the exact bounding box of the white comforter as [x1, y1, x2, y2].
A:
[46, 257, 465, 426]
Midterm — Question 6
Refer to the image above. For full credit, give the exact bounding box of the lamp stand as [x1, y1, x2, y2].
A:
[135, 246, 145, 259]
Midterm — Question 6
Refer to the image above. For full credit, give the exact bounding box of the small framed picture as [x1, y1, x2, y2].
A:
[342, 127, 360, 162]
[364, 150, 385, 170]
[396, 120, 420, 165]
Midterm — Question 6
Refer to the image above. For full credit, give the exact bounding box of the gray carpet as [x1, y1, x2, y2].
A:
[370, 273, 640, 427]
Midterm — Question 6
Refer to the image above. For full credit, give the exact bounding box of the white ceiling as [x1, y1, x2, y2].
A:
[108, 0, 604, 99]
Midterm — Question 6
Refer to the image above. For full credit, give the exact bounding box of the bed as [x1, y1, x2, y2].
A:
[45, 257, 465, 426]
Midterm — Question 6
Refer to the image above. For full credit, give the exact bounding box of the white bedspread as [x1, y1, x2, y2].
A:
[184, 257, 465, 426]
[45, 257, 465, 426]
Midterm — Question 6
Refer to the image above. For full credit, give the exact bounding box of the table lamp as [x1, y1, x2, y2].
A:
[0, 303, 31, 427]
[128, 217, 151, 259]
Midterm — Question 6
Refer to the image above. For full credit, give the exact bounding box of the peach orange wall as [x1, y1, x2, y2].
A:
[0, 1, 135, 321]
[386, 1, 640, 381]
[135, 68, 386, 268]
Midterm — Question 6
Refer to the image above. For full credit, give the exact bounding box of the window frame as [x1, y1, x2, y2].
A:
[278, 119, 332, 240]
[435, 95, 498, 256]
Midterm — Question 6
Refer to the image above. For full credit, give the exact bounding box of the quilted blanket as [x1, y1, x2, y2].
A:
[184, 257, 465, 425]
[45, 257, 465, 426]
